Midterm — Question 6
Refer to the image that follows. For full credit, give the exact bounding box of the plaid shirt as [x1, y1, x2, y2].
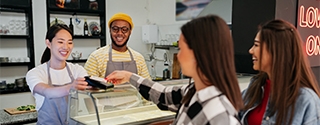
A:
[130, 74, 241, 125]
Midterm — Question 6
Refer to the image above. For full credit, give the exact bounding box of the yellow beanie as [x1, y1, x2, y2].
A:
[108, 12, 134, 30]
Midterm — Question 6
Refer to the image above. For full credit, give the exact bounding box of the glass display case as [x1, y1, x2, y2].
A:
[67, 85, 175, 125]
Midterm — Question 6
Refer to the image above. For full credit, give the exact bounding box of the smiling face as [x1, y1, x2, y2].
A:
[249, 32, 272, 74]
[177, 33, 197, 77]
[110, 20, 131, 49]
[46, 29, 73, 63]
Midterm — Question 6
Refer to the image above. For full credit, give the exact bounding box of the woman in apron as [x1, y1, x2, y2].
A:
[26, 24, 90, 125]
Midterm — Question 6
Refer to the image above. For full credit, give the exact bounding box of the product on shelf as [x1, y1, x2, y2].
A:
[84, 18, 89, 36]
[69, 17, 74, 35]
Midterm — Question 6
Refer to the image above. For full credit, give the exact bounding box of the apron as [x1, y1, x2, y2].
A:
[105, 46, 138, 77]
[37, 61, 74, 125]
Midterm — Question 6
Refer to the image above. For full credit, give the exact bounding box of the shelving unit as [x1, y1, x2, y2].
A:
[46, 0, 106, 63]
[0, 0, 35, 69]
[0, 0, 34, 94]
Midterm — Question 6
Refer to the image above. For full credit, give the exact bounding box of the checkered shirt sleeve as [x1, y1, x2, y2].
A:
[129, 74, 188, 112]
[129, 74, 241, 125]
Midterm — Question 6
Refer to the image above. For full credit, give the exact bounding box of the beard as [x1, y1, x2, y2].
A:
[111, 34, 130, 47]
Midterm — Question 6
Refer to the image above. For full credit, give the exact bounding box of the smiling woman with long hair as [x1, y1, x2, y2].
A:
[239, 19, 320, 125]
[26, 24, 90, 125]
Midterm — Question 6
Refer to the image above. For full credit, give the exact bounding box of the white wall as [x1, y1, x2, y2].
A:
[0, 92, 35, 109]
[32, 0, 47, 66]
[198, 0, 233, 24]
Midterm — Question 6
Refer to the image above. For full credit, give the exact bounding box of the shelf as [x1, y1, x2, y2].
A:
[74, 35, 104, 39]
[0, 7, 27, 13]
[67, 59, 87, 63]
[0, 35, 29, 39]
[0, 62, 30, 67]
[0, 87, 30, 94]
[48, 8, 104, 16]
[0, 0, 30, 9]
[155, 45, 178, 50]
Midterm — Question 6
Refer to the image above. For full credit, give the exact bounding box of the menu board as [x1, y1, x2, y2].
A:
[297, 0, 320, 67]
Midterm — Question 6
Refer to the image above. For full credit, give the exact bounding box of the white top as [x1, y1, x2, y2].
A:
[26, 62, 88, 110]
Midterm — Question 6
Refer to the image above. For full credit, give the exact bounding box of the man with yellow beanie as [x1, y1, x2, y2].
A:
[84, 12, 151, 80]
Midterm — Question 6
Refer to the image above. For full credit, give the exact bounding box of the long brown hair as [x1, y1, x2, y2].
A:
[180, 14, 243, 111]
[243, 19, 320, 125]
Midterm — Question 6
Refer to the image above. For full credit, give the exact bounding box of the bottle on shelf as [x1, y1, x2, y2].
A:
[163, 68, 170, 80]
[83, 19, 89, 36]
[150, 65, 157, 80]
[55, 17, 58, 24]
[69, 17, 74, 36]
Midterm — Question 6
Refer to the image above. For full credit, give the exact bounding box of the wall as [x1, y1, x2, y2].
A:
[197, 0, 232, 23]
[32, 0, 47, 67]
[232, 0, 276, 75]
[0, 92, 35, 109]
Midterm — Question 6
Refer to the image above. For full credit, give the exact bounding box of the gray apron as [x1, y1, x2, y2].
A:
[105, 46, 138, 77]
[37, 61, 74, 125]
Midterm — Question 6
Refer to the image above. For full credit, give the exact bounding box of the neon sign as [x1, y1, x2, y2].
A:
[299, 5, 320, 57]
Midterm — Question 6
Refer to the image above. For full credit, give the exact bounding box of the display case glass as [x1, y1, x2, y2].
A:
[67, 85, 175, 125]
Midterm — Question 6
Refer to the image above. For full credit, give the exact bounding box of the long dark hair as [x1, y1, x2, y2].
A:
[243, 19, 320, 125]
[180, 14, 243, 111]
[40, 24, 73, 64]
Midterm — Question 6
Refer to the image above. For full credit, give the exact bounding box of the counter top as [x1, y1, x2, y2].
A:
[0, 109, 37, 125]
[157, 79, 190, 86]
[0, 77, 251, 125]
[156, 76, 251, 91]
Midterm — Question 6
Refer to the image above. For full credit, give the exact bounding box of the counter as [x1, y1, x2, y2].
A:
[0, 77, 251, 125]
[0, 109, 37, 125]
[158, 76, 251, 91]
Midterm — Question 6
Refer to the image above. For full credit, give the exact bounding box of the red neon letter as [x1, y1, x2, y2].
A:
[317, 7, 320, 28]
[306, 35, 320, 56]
[300, 6, 307, 28]
[307, 7, 316, 28]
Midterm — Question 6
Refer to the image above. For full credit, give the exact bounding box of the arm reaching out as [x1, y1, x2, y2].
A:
[33, 77, 90, 98]
[105, 70, 133, 84]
